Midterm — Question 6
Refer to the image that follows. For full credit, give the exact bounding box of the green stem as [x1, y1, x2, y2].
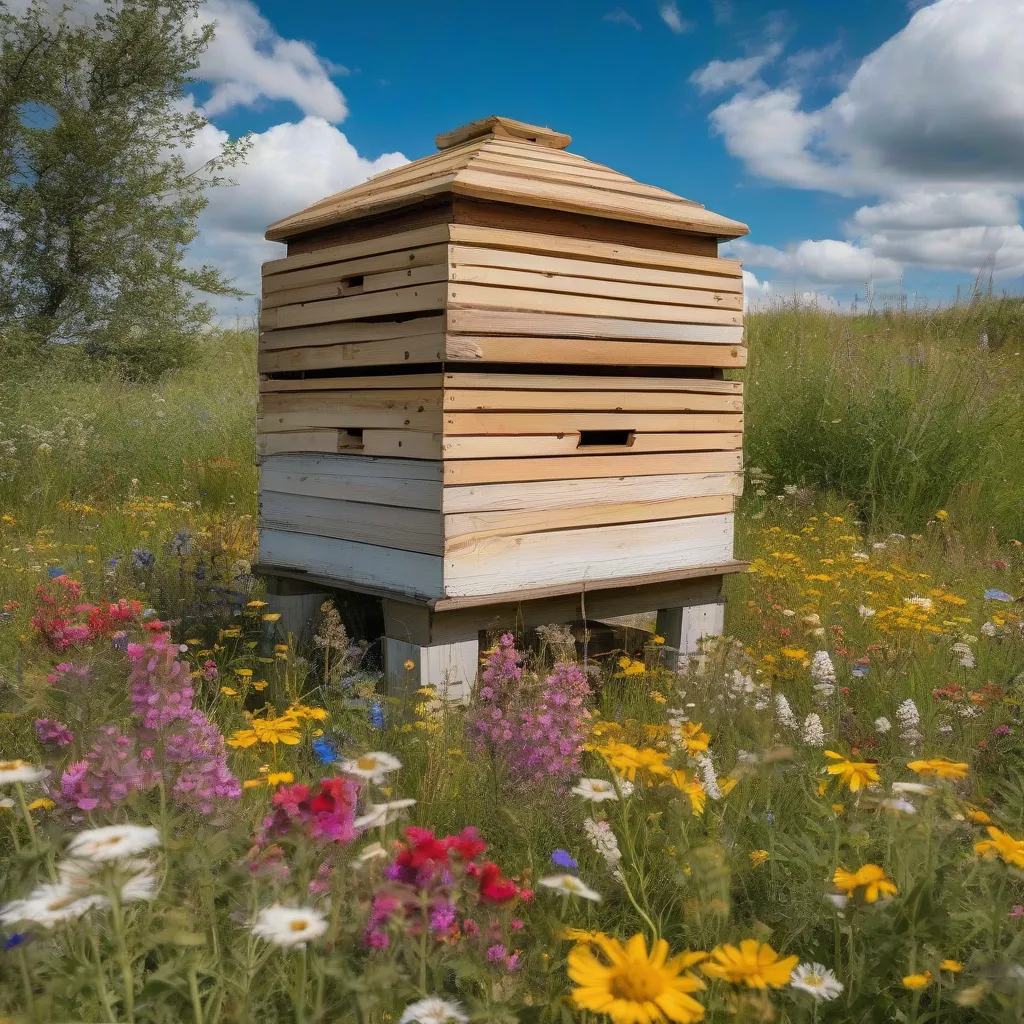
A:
[294, 946, 308, 1024]
[17, 945, 36, 1022]
[419, 891, 430, 993]
[189, 967, 205, 1024]
[89, 931, 116, 1022]
[14, 781, 54, 879]
[108, 880, 135, 1022]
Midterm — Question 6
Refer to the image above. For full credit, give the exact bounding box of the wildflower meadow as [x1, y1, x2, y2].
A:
[2, 307, 1024, 1023]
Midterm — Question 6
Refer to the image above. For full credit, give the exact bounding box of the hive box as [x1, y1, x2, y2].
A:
[256, 116, 749, 688]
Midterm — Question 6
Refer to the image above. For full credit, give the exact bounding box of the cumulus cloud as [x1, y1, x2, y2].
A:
[658, 1, 692, 34]
[729, 239, 901, 284]
[849, 192, 1020, 232]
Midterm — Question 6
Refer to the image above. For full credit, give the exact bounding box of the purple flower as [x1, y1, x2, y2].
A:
[487, 943, 508, 962]
[985, 589, 1014, 602]
[35, 717, 74, 748]
[551, 849, 578, 870]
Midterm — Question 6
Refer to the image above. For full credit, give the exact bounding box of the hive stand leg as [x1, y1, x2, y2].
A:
[656, 588, 726, 664]
[385, 637, 479, 705]
[263, 575, 330, 646]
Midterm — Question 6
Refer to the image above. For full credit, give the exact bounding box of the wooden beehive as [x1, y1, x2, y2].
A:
[257, 116, 749, 605]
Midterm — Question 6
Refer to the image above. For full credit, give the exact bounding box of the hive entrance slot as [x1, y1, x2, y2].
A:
[577, 429, 635, 448]
[342, 275, 365, 293]
[339, 429, 364, 449]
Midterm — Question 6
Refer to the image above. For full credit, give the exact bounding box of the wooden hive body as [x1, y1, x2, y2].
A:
[258, 116, 749, 607]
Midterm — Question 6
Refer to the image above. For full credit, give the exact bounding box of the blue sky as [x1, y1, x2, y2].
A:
[183, 0, 1024, 312]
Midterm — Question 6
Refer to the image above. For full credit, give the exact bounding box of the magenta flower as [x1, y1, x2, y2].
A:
[35, 717, 74, 748]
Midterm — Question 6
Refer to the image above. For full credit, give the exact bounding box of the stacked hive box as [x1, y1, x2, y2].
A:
[258, 116, 748, 609]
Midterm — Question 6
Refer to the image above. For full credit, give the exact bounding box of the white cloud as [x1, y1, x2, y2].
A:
[742, 269, 842, 310]
[849, 191, 1020, 232]
[189, 117, 406, 310]
[603, 7, 643, 30]
[658, 1, 692, 34]
[689, 43, 782, 93]
[729, 239, 902, 284]
[196, 0, 348, 121]
[861, 224, 1024, 277]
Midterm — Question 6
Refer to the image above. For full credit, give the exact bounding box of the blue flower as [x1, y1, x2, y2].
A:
[765, 811, 776, 826]
[170, 530, 192, 556]
[984, 589, 1014, 602]
[851, 665, 869, 677]
[131, 548, 155, 570]
[369, 703, 385, 729]
[312, 738, 337, 764]
[47, 566, 67, 579]
[106, 554, 122, 571]
[551, 849, 578, 870]
[4, 933, 26, 951]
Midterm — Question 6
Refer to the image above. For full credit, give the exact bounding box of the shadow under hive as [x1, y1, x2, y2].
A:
[255, 115, 751, 693]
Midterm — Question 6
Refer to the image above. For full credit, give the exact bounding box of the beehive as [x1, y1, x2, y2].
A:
[257, 116, 749, 606]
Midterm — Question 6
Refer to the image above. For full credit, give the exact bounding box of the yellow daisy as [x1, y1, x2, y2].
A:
[832, 864, 897, 903]
[824, 750, 880, 792]
[702, 939, 798, 989]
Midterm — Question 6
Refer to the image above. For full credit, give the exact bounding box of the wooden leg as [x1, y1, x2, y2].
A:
[656, 601, 725, 658]
[263, 575, 329, 645]
[385, 637, 479, 705]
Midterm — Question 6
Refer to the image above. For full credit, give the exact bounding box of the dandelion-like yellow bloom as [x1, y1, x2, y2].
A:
[226, 729, 258, 749]
[701, 940, 798, 988]
[907, 757, 969, 780]
[598, 742, 670, 781]
[966, 805, 993, 824]
[832, 864, 897, 903]
[780, 647, 808, 661]
[679, 722, 711, 755]
[250, 716, 301, 745]
[824, 750, 880, 792]
[288, 704, 328, 721]
[749, 850, 769, 868]
[974, 826, 1024, 868]
[569, 933, 707, 1024]
[902, 972, 932, 990]
[563, 927, 610, 946]
[940, 960, 963, 973]
[669, 771, 706, 815]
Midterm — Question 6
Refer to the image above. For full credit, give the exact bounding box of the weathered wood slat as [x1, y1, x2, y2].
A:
[264, 262, 448, 310]
[260, 490, 442, 555]
[259, 404, 441, 433]
[443, 450, 742, 485]
[260, 390, 441, 413]
[362, 429, 442, 460]
[445, 493, 734, 542]
[447, 223, 741, 276]
[442, 388, 742, 412]
[259, 335, 446, 373]
[443, 373, 743, 394]
[257, 430, 342, 457]
[444, 411, 743, 435]
[260, 373, 444, 393]
[443, 513, 735, 597]
[262, 244, 449, 295]
[261, 282, 447, 331]
[447, 283, 742, 326]
[448, 265, 742, 311]
[259, 529, 444, 600]
[442, 470, 744, 514]
[260, 314, 444, 352]
[441, 432, 742, 459]
[448, 244, 743, 292]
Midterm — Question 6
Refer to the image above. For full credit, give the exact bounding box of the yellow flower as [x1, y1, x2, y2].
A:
[903, 972, 932, 990]
[267, 771, 294, 787]
[749, 850, 769, 867]
[649, 690, 667, 705]
[974, 826, 1024, 868]
[652, 635, 665, 645]
[227, 729, 258, 749]
[262, 613, 281, 622]
[274, 644, 289, 653]
[702, 940, 798, 988]
[250, 716, 301, 746]
[220, 687, 239, 697]
[599, 742, 670, 781]
[934, 510, 949, 521]
[719, 777, 738, 797]
[288, 704, 328, 721]
[247, 600, 268, 608]
[940, 960, 963, 973]
[563, 927, 609, 946]
[569, 933, 707, 1024]
[780, 647, 808, 661]
[824, 750, 880, 792]
[967, 805, 993, 824]
[235, 668, 253, 678]
[670, 771, 706, 815]
[907, 757, 969, 781]
[833, 864, 897, 903]
[242, 779, 263, 789]
[253, 680, 269, 691]
[679, 722, 711, 756]
[27, 798, 55, 811]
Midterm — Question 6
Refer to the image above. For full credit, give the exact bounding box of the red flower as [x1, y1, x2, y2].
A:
[473, 861, 519, 905]
[448, 826, 487, 861]
[398, 827, 452, 870]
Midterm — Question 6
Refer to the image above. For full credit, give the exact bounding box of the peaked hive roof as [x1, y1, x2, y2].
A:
[265, 115, 749, 243]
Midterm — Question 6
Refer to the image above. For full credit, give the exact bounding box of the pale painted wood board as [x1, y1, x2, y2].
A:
[441, 432, 742, 459]
[443, 411, 743, 434]
[443, 372, 743, 394]
[441, 389, 742, 412]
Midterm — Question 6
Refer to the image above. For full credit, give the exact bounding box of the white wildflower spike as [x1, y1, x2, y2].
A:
[695, 754, 723, 800]
[353, 798, 417, 831]
[753, 685, 772, 711]
[905, 596, 933, 611]
[896, 698, 922, 747]
[874, 716, 892, 734]
[858, 605, 876, 619]
[774, 692, 798, 730]
[951, 641, 975, 668]
[810, 651, 836, 686]
[802, 713, 825, 748]
[583, 818, 623, 871]
[981, 622, 997, 637]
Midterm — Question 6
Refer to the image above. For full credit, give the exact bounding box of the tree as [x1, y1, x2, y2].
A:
[0, 0, 249, 376]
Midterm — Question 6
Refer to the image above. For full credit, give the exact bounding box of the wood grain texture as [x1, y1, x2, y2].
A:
[261, 281, 447, 331]
[362, 429, 442, 459]
[443, 411, 743, 434]
[441, 388, 742, 412]
[259, 313, 444, 352]
[263, 243, 448, 294]
[443, 372, 742, 394]
[443, 512, 735, 597]
[442, 471, 744, 514]
[440, 432, 742, 459]
[264, 224, 451, 275]
[446, 310, 744, 342]
[258, 529, 444, 600]
[260, 490, 442, 555]
[442, 449, 742, 485]
[260, 373, 444, 393]
[264, 262, 447, 310]
[259, 334, 446, 373]
[257, 431, 342, 457]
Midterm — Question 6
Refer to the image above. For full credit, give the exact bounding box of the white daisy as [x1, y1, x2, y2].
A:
[353, 798, 416, 830]
[0, 759, 48, 786]
[0, 883, 106, 928]
[571, 778, 620, 802]
[791, 962, 844, 1001]
[251, 905, 328, 948]
[400, 996, 469, 1024]
[66, 824, 161, 863]
[879, 798, 916, 815]
[538, 874, 602, 902]
[119, 869, 160, 903]
[354, 841, 390, 866]
[339, 751, 403, 783]
[892, 781, 936, 796]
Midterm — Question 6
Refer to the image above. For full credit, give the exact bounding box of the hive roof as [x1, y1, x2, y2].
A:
[265, 115, 749, 243]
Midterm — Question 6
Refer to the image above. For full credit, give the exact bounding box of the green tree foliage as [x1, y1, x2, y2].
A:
[0, 0, 249, 377]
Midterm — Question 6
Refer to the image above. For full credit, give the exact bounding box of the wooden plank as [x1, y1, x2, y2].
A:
[452, 169, 746, 238]
[257, 431, 342, 457]
[263, 244, 448, 294]
[436, 117, 572, 151]
[441, 432, 742, 459]
[443, 450, 742, 485]
[264, 262, 448, 309]
[362, 429, 442, 460]
[430, 560, 746, 612]
[448, 223, 741, 276]
[444, 372, 743, 394]
[442, 389, 742, 412]
[260, 373, 444, 394]
[447, 283, 742, 326]
[263, 224, 451, 276]
[445, 493, 734, 541]
[443, 513, 735, 597]
[259, 403, 442, 432]
[445, 335, 746, 368]
[442, 470, 744, 513]
[446, 310, 744, 343]
[260, 491, 442, 556]
[260, 314, 444, 352]
[261, 390, 440, 413]
[260, 335, 446, 373]
[448, 265, 742, 311]
[259, 454, 442, 510]
[448, 244, 743, 292]
[444, 411, 743, 434]
[261, 282, 447, 331]
[258, 529, 444, 600]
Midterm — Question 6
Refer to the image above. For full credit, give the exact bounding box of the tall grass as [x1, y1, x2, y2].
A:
[742, 299, 1024, 541]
